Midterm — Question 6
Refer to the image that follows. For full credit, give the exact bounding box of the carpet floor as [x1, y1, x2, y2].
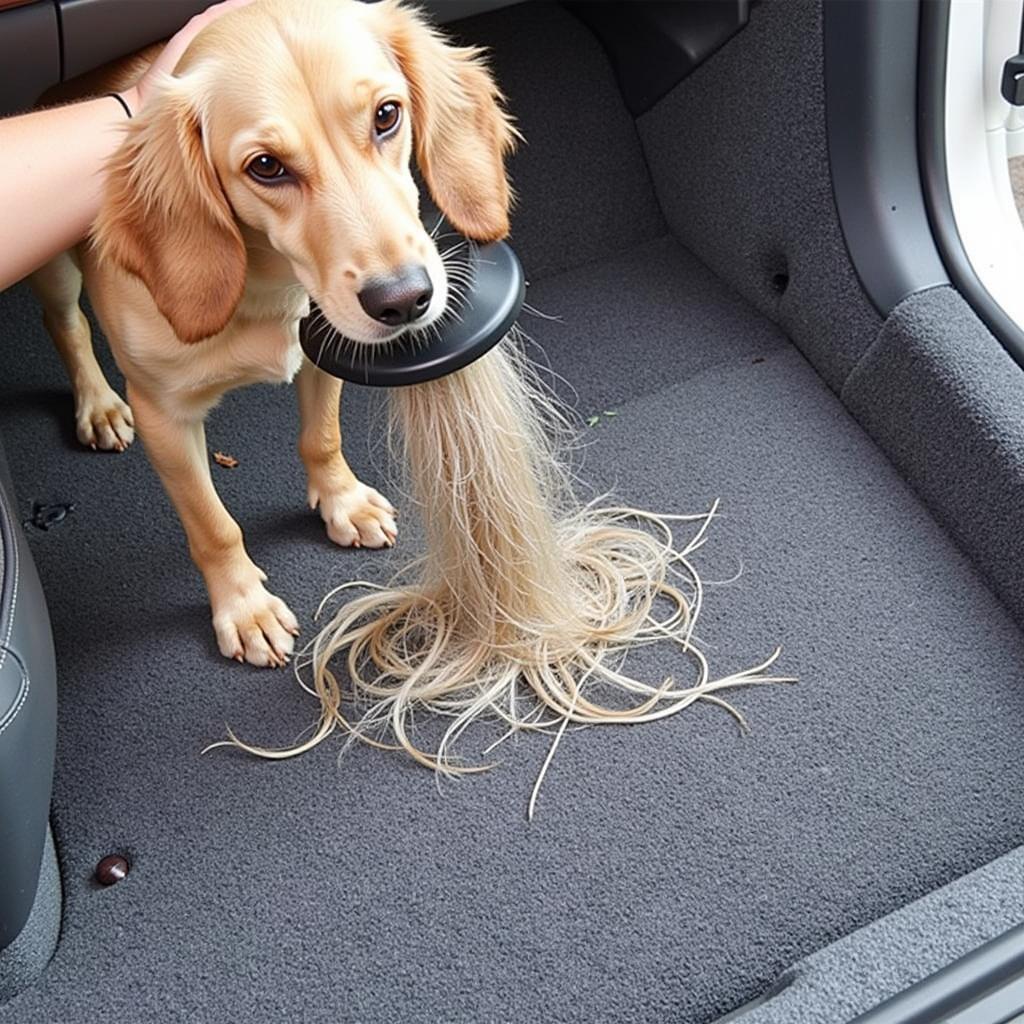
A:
[3, 4, 1024, 1022]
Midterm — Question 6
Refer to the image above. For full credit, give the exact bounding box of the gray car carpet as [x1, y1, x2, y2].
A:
[635, 0, 883, 393]
[4, 3, 1024, 1023]
[5, 259, 1024, 1024]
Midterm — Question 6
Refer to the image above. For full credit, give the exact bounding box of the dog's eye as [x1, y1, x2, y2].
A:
[374, 101, 401, 138]
[247, 154, 291, 184]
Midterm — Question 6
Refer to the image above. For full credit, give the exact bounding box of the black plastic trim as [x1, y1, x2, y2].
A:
[0, 0, 210, 115]
[301, 240, 525, 387]
[918, 0, 1024, 369]
[58, 0, 209, 81]
[53, 0, 65, 81]
[823, 0, 948, 316]
[850, 921, 1024, 1023]
[565, 1, 750, 117]
[0, 1, 61, 114]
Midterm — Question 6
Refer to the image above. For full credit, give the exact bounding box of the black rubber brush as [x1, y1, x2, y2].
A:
[300, 239, 525, 387]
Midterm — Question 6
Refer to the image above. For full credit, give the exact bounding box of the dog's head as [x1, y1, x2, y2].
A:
[94, 0, 517, 345]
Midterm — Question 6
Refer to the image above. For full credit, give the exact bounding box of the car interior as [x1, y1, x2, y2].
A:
[3, 1, 1024, 1022]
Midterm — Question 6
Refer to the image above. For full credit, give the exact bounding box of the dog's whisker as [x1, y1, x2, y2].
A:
[522, 301, 563, 323]
[439, 242, 469, 260]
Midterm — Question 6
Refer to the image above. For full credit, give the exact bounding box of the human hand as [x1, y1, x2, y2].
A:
[122, 0, 257, 114]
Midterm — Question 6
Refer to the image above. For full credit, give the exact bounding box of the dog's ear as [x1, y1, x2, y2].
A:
[373, 1, 519, 242]
[93, 79, 246, 344]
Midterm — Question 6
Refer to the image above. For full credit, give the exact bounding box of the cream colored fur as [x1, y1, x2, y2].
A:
[210, 335, 795, 815]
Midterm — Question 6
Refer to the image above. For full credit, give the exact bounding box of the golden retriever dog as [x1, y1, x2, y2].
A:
[29, 0, 516, 666]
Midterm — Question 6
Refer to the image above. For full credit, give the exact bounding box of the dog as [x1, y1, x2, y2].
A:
[29, 0, 516, 666]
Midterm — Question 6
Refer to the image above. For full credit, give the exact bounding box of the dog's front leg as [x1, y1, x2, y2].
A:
[129, 384, 299, 667]
[296, 358, 397, 549]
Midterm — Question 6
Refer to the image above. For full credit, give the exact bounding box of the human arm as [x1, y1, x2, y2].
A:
[0, 0, 254, 292]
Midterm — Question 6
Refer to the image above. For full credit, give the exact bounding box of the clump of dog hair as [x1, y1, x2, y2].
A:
[210, 335, 792, 815]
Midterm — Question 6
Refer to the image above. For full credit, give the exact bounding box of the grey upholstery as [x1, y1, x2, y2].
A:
[0, 439, 59, 995]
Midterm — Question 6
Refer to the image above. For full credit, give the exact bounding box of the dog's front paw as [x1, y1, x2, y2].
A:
[310, 478, 397, 549]
[211, 581, 300, 668]
[76, 387, 135, 452]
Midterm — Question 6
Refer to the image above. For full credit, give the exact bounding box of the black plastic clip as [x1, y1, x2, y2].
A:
[1002, 54, 1024, 105]
[24, 501, 76, 532]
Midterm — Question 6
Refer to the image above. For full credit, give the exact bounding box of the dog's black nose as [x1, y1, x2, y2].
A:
[358, 266, 433, 327]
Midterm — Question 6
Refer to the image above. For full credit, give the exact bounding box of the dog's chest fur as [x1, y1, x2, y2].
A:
[190, 314, 306, 389]
[95, 266, 311, 412]
[212, 285, 310, 388]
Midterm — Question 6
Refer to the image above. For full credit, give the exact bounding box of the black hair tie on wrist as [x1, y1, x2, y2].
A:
[107, 93, 133, 119]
